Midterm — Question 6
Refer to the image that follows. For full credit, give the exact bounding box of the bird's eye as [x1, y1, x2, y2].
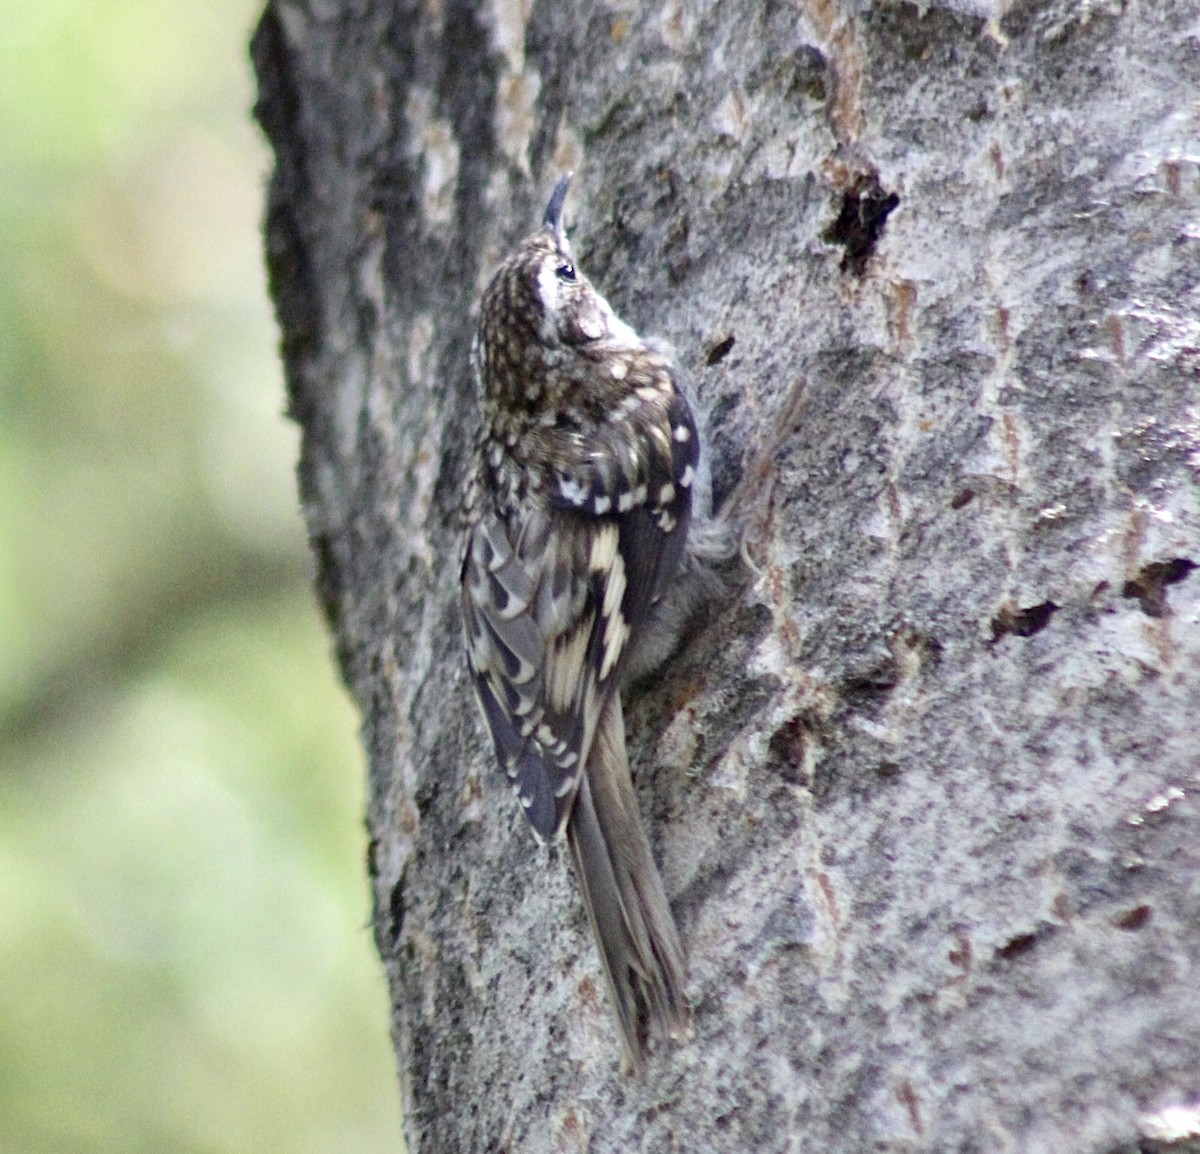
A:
[556, 262, 576, 282]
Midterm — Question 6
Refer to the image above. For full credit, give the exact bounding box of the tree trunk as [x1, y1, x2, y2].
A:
[251, 0, 1200, 1150]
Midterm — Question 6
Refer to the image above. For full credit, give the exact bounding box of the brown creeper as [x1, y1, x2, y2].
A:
[461, 174, 700, 1069]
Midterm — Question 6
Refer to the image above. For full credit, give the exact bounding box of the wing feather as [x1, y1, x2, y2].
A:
[463, 376, 699, 842]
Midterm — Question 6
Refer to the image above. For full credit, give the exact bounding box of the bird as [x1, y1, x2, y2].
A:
[461, 172, 716, 1070]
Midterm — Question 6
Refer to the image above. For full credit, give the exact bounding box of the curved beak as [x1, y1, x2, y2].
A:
[542, 172, 573, 244]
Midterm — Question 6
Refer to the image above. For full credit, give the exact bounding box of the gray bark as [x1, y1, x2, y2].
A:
[252, 0, 1200, 1150]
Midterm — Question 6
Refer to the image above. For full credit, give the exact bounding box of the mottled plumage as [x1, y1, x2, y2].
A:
[461, 174, 698, 1068]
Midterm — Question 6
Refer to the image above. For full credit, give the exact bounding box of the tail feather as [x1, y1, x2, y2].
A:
[566, 695, 688, 1071]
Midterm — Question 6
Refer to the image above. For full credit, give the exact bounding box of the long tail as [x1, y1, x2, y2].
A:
[566, 694, 688, 1071]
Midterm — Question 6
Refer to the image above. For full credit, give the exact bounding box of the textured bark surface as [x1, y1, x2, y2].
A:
[252, 0, 1200, 1150]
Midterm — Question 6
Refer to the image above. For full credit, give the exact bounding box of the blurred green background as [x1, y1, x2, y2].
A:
[0, 2, 403, 1151]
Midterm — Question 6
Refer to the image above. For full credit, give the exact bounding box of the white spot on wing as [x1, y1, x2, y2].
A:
[601, 552, 627, 618]
[559, 476, 587, 505]
[589, 525, 618, 573]
[680, 464, 695, 488]
[547, 623, 591, 710]
[600, 613, 630, 679]
[497, 592, 529, 621]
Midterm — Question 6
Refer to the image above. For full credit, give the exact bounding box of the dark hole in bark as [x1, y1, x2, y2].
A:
[995, 931, 1039, 960]
[705, 334, 736, 365]
[1122, 557, 1196, 617]
[823, 174, 900, 274]
[1112, 905, 1152, 931]
[990, 600, 1059, 641]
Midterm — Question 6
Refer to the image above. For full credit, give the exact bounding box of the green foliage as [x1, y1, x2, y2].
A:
[0, 1, 402, 1150]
